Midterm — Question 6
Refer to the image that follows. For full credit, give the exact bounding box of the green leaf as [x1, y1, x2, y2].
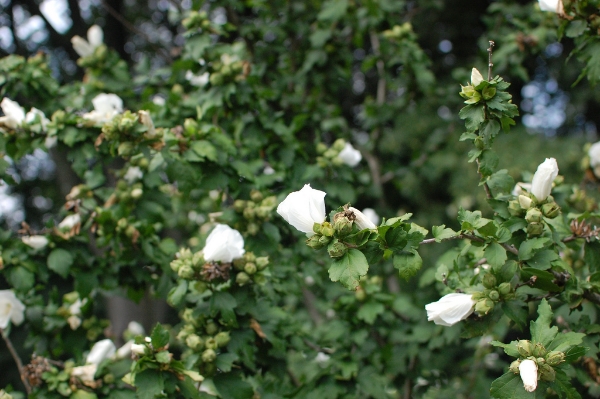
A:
[190, 140, 217, 162]
[393, 250, 422, 281]
[547, 331, 585, 352]
[563, 345, 587, 362]
[47, 248, 74, 278]
[565, 20, 587, 38]
[432, 225, 457, 242]
[490, 372, 536, 399]
[459, 104, 485, 132]
[521, 268, 561, 292]
[530, 299, 557, 347]
[485, 242, 507, 268]
[501, 302, 528, 331]
[518, 238, 550, 261]
[167, 281, 187, 307]
[155, 351, 171, 364]
[211, 291, 238, 326]
[317, 0, 348, 22]
[215, 353, 238, 372]
[177, 376, 202, 399]
[135, 369, 164, 399]
[356, 301, 385, 325]
[6, 266, 34, 291]
[552, 368, 582, 399]
[328, 249, 369, 290]
[213, 371, 254, 399]
[494, 260, 518, 282]
[491, 340, 520, 357]
[481, 120, 501, 146]
[150, 323, 170, 349]
[526, 249, 558, 270]
[585, 241, 600, 273]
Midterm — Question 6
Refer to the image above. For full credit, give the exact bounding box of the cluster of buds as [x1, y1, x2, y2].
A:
[568, 188, 597, 213]
[182, 10, 211, 31]
[177, 317, 231, 376]
[56, 292, 88, 330]
[459, 68, 496, 105]
[232, 252, 269, 286]
[170, 248, 206, 281]
[471, 273, 513, 316]
[316, 138, 362, 168]
[382, 22, 414, 40]
[98, 110, 163, 156]
[209, 52, 250, 86]
[233, 190, 278, 235]
[508, 193, 560, 236]
[509, 340, 565, 386]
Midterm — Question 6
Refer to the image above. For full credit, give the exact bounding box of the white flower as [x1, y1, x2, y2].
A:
[186, 71, 210, 87]
[0, 290, 25, 329]
[58, 213, 81, 230]
[518, 195, 532, 210]
[116, 340, 133, 359]
[69, 298, 85, 316]
[25, 108, 50, 129]
[348, 207, 377, 230]
[425, 293, 476, 326]
[512, 182, 532, 196]
[519, 359, 538, 392]
[138, 110, 156, 137]
[127, 321, 145, 336]
[589, 141, 600, 178]
[277, 184, 326, 235]
[539, 0, 563, 13]
[0, 98, 26, 129]
[71, 364, 98, 383]
[68, 315, 82, 330]
[530, 158, 559, 202]
[202, 224, 245, 263]
[152, 95, 166, 106]
[131, 343, 147, 355]
[315, 352, 330, 365]
[86, 339, 116, 365]
[71, 25, 103, 57]
[361, 208, 380, 226]
[337, 143, 362, 167]
[83, 93, 123, 124]
[22, 235, 49, 249]
[471, 68, 484, 86]
[124, 166, 143, 183]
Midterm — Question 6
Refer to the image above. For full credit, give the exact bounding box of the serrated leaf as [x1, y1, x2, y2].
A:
[563, 345, 588, 362]
[459, 104, 485, 131]
[213, 371, 254, 399]
[526, 249, 558, 270]
[135, 369, 164, 399]
[167, 281, 188, 307]
[518, 238, 550, 261]
[490, 372, 536, 399]
[432, 225, 457, 242]
[552, 368, 582, 399]
[530, 299, 558, 347]
[328, 249, 369, 290]
[47, 248, 74, 278]
[491, 340, 520, 357]
[356, 301, 385, 325]
[501, 302, 528, 331]
[547, 331, 585, 352]
[215, 353, 238, 372]
[394, 250, 422, 281]
[150, 323, 170, 349]
[485, 242, 507, 268]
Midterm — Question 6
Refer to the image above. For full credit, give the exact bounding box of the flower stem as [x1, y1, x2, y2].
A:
[487, 40, 495, 80]
[0, 328, 32, 394]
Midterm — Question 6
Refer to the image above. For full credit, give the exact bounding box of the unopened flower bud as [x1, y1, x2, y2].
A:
[233, 200, 246, 212]
[186, 334, 204, 351]
[517, 340, 533, 357]
[333, 214, 353, 236]
[306, 235, 327, 250]
[247, 223, 259, 236]
[475, 298, 494, 315]
[313, 222, 322, 235]
[205, 337, 218, 350]
[546, 351, 565, 366]
[488, 290, 499, 301]
[243, 207, 255, 220]
[532, 342, 547, 358]
[498, 282, 511, 296]
[541, 202, 560, 219]
[482, 86, 496, 100]
[508, 199, 523, 216]
[255, 257, 269, 270]
[318, 235, 332, 246]
[215, 331, 230, 347]
[236, 272, 251, 285]
[202, 349, 216, 363]
[355, 287, 366, 301]
[527, 222, 544, 237]
[518, 195, 533, 210]
[509, 359, 521, 374]
[320, 222, 334, 237]
[255, 206, 270, 219]
[327, 239, 347, 259]
[244, 252, 256, 262]
[316, 143, 328, 154]
[233, 258, 246, 270]
[332, 138, 346, 151]
[539, 363, 555, 382]
[178, 265, 195, 279]
[525, 208, 543, 224]
[474, 136, 485, 150]
[118, 142, 134, 156]
[183, 118, 198, 136]
[250, 189, 263, 203]
[482, 273, 497, 289]
[205, 322, 218, 336]
[244, 262, 257, 275]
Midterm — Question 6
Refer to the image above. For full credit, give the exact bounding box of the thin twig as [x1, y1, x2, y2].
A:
[487, 41, 495, 80]
[419, 233, 519, 255]
[475, 159, 493, 199]
[1, 328, 32, 394]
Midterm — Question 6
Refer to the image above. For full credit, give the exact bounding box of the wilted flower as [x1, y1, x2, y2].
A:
[348, 207, 377, 230]
[83, 93, 123, 124]
[67, 298, 87, 330]
[425, 293, 476, 326]
[277, 184, 326, 235]
[138, 110, 156, 137]
[471, 68, 484, 86]
[531, 158, 559, 202]
[539, 0, 563, 13]
[0, 98, 26, 129]
[337, 143, 362, 167]
[0, 290, 25, 329]
[589, 141, 600, 178]
[22, 235, 49, 249]
[203, 224, 245, 263]
[25, 108, 50, 130]
[124, 166, 143, 183]
[186, 71, 210, 87]
[58, 213, 81, 230]
[71, 364, 98, 383]
[71, 25, 103, 57]
[86, 339, 116, 365]
[519, 359, 538, 392]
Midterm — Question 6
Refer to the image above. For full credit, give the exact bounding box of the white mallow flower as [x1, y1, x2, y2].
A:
[202, 224, 245, 263]
[71, 25, 103, 57]
[0, 98, 26, 129]
[361, 208, 380, 226]
[530, 158, 559, 202]
[588, 141, 600, 178]
[131, 343, 147, 355]
[116, 340, 133, 359]
[25, 108, 49, 129]
[539, 0, 563, 13]
[22, 235, 49, 249]
[519, 359, 538, 392]
[277, 184, 326, 236]
[185, 71, 210, 87]
[83, 93, 123, 124]
[86, 339, 116, 365]
[124, 166, 143, 183]
[127, 321, 145, 336]
[0, 290, 25, 329]
[58, 213, 81, 230]
[471, 67, 484, 86]
[337, 143, 362, 167]
[425, 293, 476, 327]
[71, 364, 98, 383]
[512, 182, 532, 196]
[348, 207, 377, 230]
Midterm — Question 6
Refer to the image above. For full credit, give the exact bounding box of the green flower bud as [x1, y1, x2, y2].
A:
[250, 189, 263, 203]
[233, 258, 246, 270]
[185, 334, 204, 351]
[541, 202, 560, 219]
[527, 222, 544, 237]
[475, 298, 494, 316]
[517, 340, 533, 357]
[306, 235, 327, 250]
[464, 90, 482, 104]
[525, 208, 543, 224]
[178, 264, 195, 280]
[488, 290, 499, 301]
[255, 206, 270, 219]
[205, 322, 219, 336]
[316, 143, 328, 154]
[255, 256, 269, 270]
[546, 351, 565, 366]
[498, 282, 511, 296]
[323, 149, 338, 159]
[532, 342, 547, 358]
[539, 363, 556, 382]
[509, 359, 521, 374]
[482, 86, 496, 100]
[332, 138, 346, 151]
[355, 287, 366, 301]
[246, 223, 259, 236]
[327, 239, 347, 259]
[233, 200, 246, 212]
[210, 73, 224, 86]
[518, 195, 533, 210]
[118, 142, 134, 156]
[459, 85, 476, 100]
[320, 222, 334, 237]
[313, 222, 322, 235]
[261, 196, 277, 208]
[244, 262, 257, 275]
[103, 373, 115, 384]
[474, 136, 485, 150]
[508, 199, 524, 216]
[333, 214, 353, 236]
[215, 331, 230, 348]
[202, 349, 217, 363]
[205, 337, 218, 350]
[244, 252, 256, 262]
[193, 281, 208, 293]
[236, 272, 251, 285]
[243, 207, 255, 220]
[318, 235, 332, 246]
[482, 273, 497, 289]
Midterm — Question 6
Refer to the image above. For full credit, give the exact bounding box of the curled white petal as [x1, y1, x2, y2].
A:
[116, 340, 133, 359]
[22, 235, 49, 249]
[348, 207, 377, 230]
[425, 293, 475, 326]
[186, 71, 210, 87]
[530, 158, 559, 201]
[361, 208, 380, 226]
[512, 182, 531, 196]
[519, 359, 538, 392]
[124, 166, 143, 183]
[71, 364, 98, 382]
[471, 68, 484, 86]
[25, 108, 50, 129]
[71, 25, 103, 57]
[127, 321, 145, 336]
[131, 343, 147, 355]
[337, 143, 362, 167]
[0, 98, 26, 129]
[83, 93, 123, 123]
[202, 224, 245, 263]
[87, 25, 103, 47]
[0, 290, 25, 329]
[58, 214, 81, 229]
[276, 184, 326, 235]
[589, 142, 600, 167]
[86, 339, 116, 365]
[539, 0, 562, 13]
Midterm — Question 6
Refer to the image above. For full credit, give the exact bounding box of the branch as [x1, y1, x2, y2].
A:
[419, 233, 519, 255]
[475, 159, 493, 199]
[1, 328, 32, 394]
